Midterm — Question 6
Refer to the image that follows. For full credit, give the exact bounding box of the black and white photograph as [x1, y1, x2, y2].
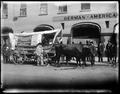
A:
[1, 1, 119, 93]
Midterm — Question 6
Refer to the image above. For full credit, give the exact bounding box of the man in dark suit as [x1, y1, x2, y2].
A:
[98, 41, 105, 62]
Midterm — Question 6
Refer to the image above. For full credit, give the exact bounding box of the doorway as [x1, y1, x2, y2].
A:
[71, 22, 101, 45]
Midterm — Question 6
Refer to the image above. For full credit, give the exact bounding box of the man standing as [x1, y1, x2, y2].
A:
[106, 40, 112, 62]
[89, 41, 96, 65]
[86, 40, 89, 61]
[98, 41, 105, 62]
[9, 32, 16, 50]
[35, 43, 44, 66]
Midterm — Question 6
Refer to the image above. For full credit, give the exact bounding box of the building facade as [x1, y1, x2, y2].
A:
[1, 1, 119, 45]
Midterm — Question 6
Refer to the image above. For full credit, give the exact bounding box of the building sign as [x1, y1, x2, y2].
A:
[53, 12, 118, 22]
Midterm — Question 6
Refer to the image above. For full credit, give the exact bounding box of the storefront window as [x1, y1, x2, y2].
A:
[58, 4, 67, 14]
[39, 3, 48, 15]
[20, 3, 27, 17]
[2, 3, 8, 19]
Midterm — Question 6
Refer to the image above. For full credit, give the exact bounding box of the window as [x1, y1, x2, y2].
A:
[39, 3, 48, 15]
[2, 3, 8, 19]
[20, 4, 27, 17]
[58, 5, 67, 14]
[81, 3, 90, 12]
[105, 21, 109, 28]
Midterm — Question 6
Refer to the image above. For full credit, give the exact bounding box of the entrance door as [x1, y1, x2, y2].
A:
[71, 22, 101, 46]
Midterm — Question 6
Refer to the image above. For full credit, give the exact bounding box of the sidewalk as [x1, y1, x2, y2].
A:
[62, 57, 118, 63]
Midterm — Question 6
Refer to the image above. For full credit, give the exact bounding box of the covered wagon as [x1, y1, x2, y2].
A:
[9, 29, 62, 65]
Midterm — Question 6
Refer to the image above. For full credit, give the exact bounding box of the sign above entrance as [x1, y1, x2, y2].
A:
[53, 12, 118, 22]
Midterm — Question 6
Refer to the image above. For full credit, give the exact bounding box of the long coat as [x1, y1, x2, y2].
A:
[98, 43, 105, 56]
[89, 44, 97, 57]
[105, 43, 112, 57]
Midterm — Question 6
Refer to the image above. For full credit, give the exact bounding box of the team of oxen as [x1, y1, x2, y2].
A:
[48, 43, 97, 67]
[48, 42, 117, 67]
[2, 41, 117, 67]
[51, 33, 118, 67]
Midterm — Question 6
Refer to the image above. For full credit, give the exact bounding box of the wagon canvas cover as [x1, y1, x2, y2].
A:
[9, 29, 62, 50]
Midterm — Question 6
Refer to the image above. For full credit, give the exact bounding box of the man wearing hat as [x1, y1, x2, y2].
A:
[35, 42, 44, 66]
[98, 41, 105, 62]
[86, 40, 90, 61]
[89, 40, 96, 64]
[105, 40, 112, 62]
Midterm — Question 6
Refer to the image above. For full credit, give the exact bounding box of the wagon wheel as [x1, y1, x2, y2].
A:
[9, 50, 19, 64]
[43, 59, 49, 66]
[11, 54, 24, 64]
[10, 54, 18, 64]
[18, 56, 24, 64]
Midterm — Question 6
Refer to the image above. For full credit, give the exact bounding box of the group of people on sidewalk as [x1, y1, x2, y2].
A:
[98, 39, 117, 63]
[84, 39, 117, 63]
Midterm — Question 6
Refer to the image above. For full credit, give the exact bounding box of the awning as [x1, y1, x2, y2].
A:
[2, 26, 13, 34]
[33, 24, 54, 32]
[1, 27, 14, 40]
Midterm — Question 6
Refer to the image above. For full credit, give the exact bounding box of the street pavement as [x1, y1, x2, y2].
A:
[1, 57, 118, 91]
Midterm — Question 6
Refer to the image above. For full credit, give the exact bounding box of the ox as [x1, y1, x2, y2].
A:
[53, 44, 95, 67]
[54, 44, 81, 66]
